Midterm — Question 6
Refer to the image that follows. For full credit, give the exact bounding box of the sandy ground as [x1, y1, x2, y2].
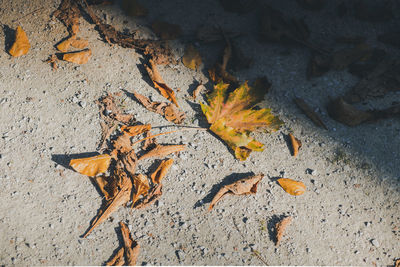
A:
[0, 0, 399, 265]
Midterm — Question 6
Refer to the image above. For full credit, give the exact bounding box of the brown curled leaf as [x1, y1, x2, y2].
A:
[69, 154, 111, 177]
[131, 174, 150, 207]
[275, 216, 292, 246]
[94, 175, 119, 201]
[119, 221, 140, 266]
[150, 158, 174, 184]
[142, 130, 157, 150]
[9, 26, 30, 57]
[63, 49, 91, 64]
[145, 59, 179, 107]
[105, 247, 125, 266]
[121, 124, 151, 137]
[139, 144, 186, 161]
[209, 174, 264, 211]
[112, 133, 132, 156]
[121, 150, 137, 177]
[132, 91, 185, 124]
[288, 133, 301, 157]
[97, 93, 135, 125]
[294, 97, 327, 129]
[134, 183, 163, 209]
[53, 0, 81, 35]
[277, 178, 306, 196]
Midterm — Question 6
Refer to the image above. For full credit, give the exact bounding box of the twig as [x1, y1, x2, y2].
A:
[232, 217, 269, 265]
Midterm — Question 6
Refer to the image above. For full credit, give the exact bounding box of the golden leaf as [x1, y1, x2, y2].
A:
[9, 26, 30, 57]
[277, 178, 306, 196]
[139, 144, 186, 160]
[131, 174, 150, 206]
[69, 154, 111, 177]
[121, 124, 151, 137]
[63, 49, 92, 64]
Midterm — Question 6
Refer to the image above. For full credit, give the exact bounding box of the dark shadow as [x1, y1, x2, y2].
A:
[194, 172, 254, 208]
[282, 133, 293, 156]
[102, 226, 124, 265]
[51, 152, 100, 170]
[267, 214, 286, 245]
[137, 58, 153, 88]
[3, 25, 15, 53]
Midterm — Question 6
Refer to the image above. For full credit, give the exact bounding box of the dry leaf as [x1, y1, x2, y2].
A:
[275, 216, 292, 245]
[134, 184, 162, 209]
[294, 97, 327, 130]
[139, 144, 186, 161]
[133, 91, 185, 124]
[121, 124, 151, 137]
[142, 130, 157, 150]
[131, 174, 150, 206]
[288, 133, 301, 157]
[57, 36, 74, 52]
[105, 247, 125, 266]
[121, 150, 137, 177]
[69, 154, 111, 177]
[192, 84, 205, 100]
[119, 221, 140, 266]
[151, 20, 182, 40]
[58, 36, 89, 52]
[150, 158, 174, 184]
[182, 44, 202, 70]
[209, 174, 264, 211]
[53, 0, 81, 35]
[63, 49, 92, 64]
[83, 172, 132, 237]
[395, 259, 400, 267]
[94, 175, 119, 201]
[9, 26, 30, 57]
[45, 54, 59, 70]
[277, 178, 306, 196]
[112, 133, 132, 156]
[201, 82, 283, 160]
[145, 59, 179, 107]
[97, 93, 135, 124]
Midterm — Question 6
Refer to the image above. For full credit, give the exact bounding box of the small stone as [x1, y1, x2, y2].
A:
[79, 101, 86, 108]
[176, 250, 185, 261]
[193, 119, 199, 125]
[371, 239, 380, 247]
[243, 247, 251, 252]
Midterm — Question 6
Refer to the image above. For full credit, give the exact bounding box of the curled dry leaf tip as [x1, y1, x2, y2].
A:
[277, 178, 306, 196]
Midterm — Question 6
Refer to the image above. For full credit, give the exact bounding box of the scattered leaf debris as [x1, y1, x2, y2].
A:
[8, 26, 30, 57]
[63, 49, 92, 64]
[139, 144, 186, 161]
[275, 216, 292, 246]
[209, 174, 264, 211]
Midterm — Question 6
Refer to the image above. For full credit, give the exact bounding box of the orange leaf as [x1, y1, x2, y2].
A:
[275, 216, 292, 245]
[69, 154, 111, 177]
[121, 124, 151, 137]
[131, 174, 150, 206]
[145, 59, 179, 107]
[63, 49, 91, 64]
[139, 144, 186, 160]
[150, 158, 174, 184]
[119, 221, 140, 266]
[9, 26, 30, 57]
[134, 184, 163, 209]
[277, 178, 306, 196]
[209, 174, 264, 211]
[105, 247, 125, 266]
[288, 133, 302, 157]
[70, 38, 89, 49]
[57, 36, 89, 52]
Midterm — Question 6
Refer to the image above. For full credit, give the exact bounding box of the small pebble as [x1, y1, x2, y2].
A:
[371, 239, 380, 247]
[79, 101, 86, 108]
[176, 250, 185, 261]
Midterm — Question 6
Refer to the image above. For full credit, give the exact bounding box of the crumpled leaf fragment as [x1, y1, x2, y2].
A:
[139, 144, 186, 161]
[294, 97, 327, 129]
[105, 221, 140, 266]
[121, 150, 137, 177]
[150, 158, 174, 184]
[182, 44, 202, 70]
[63, 49, 92, 64]
[142, 130, 157, 151]
[192, 84, 205, 100]
[145, 59, 179, 107]
[151, 20, 182, 40]
[112, 133, 132, 157]
[288, 133, 301, 157]
[131, 174, 150, 206]
[201, 82, 283, 160]
[121, 124, 151, 137]
[9, 26, 30, 57]
[53, 0, 81, 35]
[94, 175, 119, 201]
[69, 154, 111, 177]
[57, 35, 89, 52]
[133, 91, 185, 124]
[83, 171, 132, 237]
[97, 93, 135, 125]
[209, 174, 264, 211]
[134, 183, 163, 209]
[277, 178, 306, 196]
[275, 216, 292, 245]
[45, 54, 59, 70]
